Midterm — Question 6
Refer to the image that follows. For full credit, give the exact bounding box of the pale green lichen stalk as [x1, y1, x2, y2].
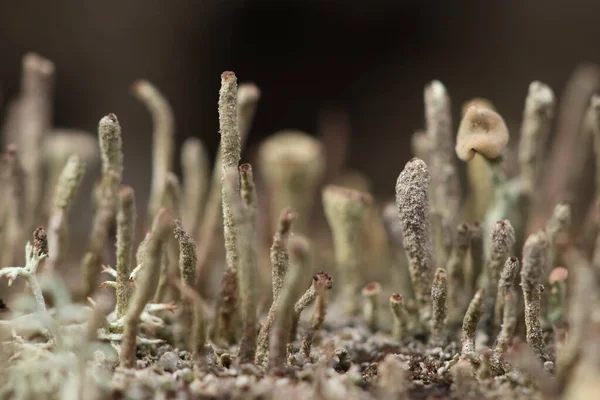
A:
[323, 185, 372, 315]
[430, 268, 448, 346]
[389, 293, 409, 340]
[46, 154, 85, 274]
[461, 288, 484, 359]
[181, 137, 209, 239]
[362, 281, 382, 332]
[132, 80, 175, 223]
[446, 223, 471, 325]
[301, 272, 333, 359]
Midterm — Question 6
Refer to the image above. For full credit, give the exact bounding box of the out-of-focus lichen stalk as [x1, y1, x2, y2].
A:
[14, 54, 55, 233]
[318, 107, 350, 181]
[181, 137, 209, 239]
[269, 235, 309, 372]
[532, 65, 600, 231]
[362, 282, 382, 332]
[451, 360, 479, 398]
[41, 130, 98, 219]
[195, 83, 259, 288]
[291, 271, 332, 339]
[301, 273, 332, 358]
[154, 173, 182, 303]
[518, 82, 555, 198]
[547, 266, 568, 325]
[430, 268, 448, 346]
[1, 145, 26, 267]
[82, 114, 123, 298]
[492, 288, 517, 374]
[411, 130, 431, 165]
[545, 203, 571, 275]
[521, 231, 549, 362]
[493, 256, 519, 330]
[424, 81, 461, 267]
[132, 80, 175, 223]
[323, 185, 372, 315]
[381, 203, 413, 298]
[213, 71, 242, 346]
[259, 130, 325, 234]
[120, 209, 173, 368]
[446, 223, 471, 325]
[255, 207, 297, 365]
[461, 288, 484, 359]
[395, 158, 433, 323]
[46, 155, 85, 274]
[589, 96, 600, 271]
[389, 293, 409, 340]
[466, 222, 483, 294]
[482, 220, 515, 338]
[115, 186, 136, 318]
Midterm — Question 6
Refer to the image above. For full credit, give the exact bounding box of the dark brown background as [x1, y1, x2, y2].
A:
[1, 0, 598, 201]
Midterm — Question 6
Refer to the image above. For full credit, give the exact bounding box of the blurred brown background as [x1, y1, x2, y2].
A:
[0, 0, 599, 201]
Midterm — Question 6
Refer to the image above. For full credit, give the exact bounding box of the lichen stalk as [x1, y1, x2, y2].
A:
[466, 222, 484, 294]
[545, 203, 571, 275]
[395, 158, 433, 322]
[389, 293, 409, 340]
[424, 81, 461, 267]
[492, 288, 518, 374]
[212, 72, 241, 345]
[132, 80, 175, 222]
[1, 145, 27, 266]
[255, 207, 297, 365]
[493, 256, 520, 330]
[301, 273, 332, 358]
[521, 231, 549, 362]
[430, 268, 448, 346]
[461, 288, 485, 358]
[181, 137, 209, 239]
[362, 282, 382, 332]
[82, 114, 123, 297]
[518, 81, 555, 197]
[115, 186, 136, 318]
[291, 271, 332, 340]
[120, 209, 173, 368]
[173, 220, 198, 346]
[45, 155, 85, 274]
[259, 130, 325, 234]
[322, 185, 372, 315]
[269, 235, 310, 371]
[482, 220, 515, 338]
[194, 82, 259, 288]
[446, 223, 471, 325]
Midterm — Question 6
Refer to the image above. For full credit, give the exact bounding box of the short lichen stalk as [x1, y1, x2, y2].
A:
[492, 288, 518, 375]
[82, 114, 123, 298]
[389, 293, 409, 340]
[482, 220, 515, 338]
[173, 220, 200, 352]
[461, 288, 485, 360]
[115, 186, 136, 318]
[446, 223, 471, 325]
[46, 155, 85, 274]
[521, 231, 550, 363]
[120, 209, 173, 368]
[132, 80, 175, 223]
[322, 185, 372, 315]
[493, 256, 520, 330]
[301, 273, 332, 359]
[269, 235, 310, 372]
[544, 203, 571, 275]
[430, 268, 448, 346]
[395, 158, 433, 324]
[213, 71, 242, 345]
[362, 282, 382, 332]
[291, 271, 333, 339]
[255, 208, 297, 366]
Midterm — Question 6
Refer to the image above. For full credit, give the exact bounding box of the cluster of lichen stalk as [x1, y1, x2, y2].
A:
[3, 52, 600, 399]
